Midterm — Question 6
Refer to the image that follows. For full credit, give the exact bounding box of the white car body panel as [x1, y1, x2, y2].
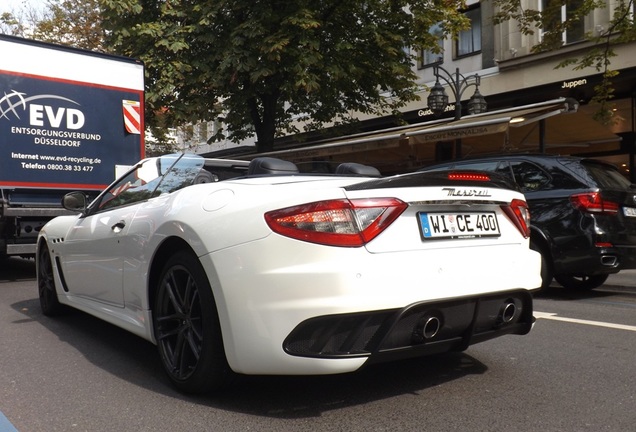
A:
[38, 153, 541, 380]
[58, 205, 136, 306]
[206, 235, 539, 374]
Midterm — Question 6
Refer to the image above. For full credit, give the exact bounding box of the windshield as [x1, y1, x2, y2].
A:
[92, 153, 204, 212]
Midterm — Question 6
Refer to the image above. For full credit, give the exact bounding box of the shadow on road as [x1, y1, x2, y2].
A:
[11, 293, 489, 419]
[0, 257, 36, 282]
[198, 353, 487, 418]
[534, 282, 636, 301]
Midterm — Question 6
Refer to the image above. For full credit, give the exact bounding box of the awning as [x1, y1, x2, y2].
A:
[509, 102, 624, 150]
[254, 98, 579, 160]
[259, 118, 510, 160]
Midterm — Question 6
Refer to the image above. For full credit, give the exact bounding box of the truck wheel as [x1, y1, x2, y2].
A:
[37, 244, 64, 316]
[153, 250, 231, 394]
[530, 241, 553, 291]
[554, 274, 609, 291]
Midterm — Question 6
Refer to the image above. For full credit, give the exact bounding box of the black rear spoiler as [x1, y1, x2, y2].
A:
[345, 170, 519, 192]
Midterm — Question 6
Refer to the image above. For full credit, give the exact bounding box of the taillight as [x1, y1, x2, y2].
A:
[570, 192, 619, 214]
[501, 198, 530, 238]
[265, 198, 408, 247]
[448, 172, 491, 181]
[595, 242, 613, 248]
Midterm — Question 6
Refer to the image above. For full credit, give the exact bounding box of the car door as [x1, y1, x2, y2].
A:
[57, 153, 205, 307]
[57, 157, 171, 307]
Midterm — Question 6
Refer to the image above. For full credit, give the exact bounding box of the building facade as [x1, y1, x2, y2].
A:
[202, 0, 636, 180]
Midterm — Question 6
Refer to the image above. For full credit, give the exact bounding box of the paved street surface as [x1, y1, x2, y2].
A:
[1, 258, 635, 431]
[604, 269, 636, 288]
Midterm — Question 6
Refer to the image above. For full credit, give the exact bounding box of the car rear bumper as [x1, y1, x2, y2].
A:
[203, 235, 540, 375]
[554, 244, 636, 275]
[284, 289, 534, 364]
[614, 244, 636, 269]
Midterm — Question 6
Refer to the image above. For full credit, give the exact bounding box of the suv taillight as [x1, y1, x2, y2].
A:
[265, 198, 408, 247]
[501, 199, 530, 238]
[570, 192, 619, 214]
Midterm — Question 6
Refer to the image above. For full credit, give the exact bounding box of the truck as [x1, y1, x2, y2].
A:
[0, 34, 145, 258]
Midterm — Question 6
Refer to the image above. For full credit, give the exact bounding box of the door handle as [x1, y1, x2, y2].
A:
[111, 220, 126, 232]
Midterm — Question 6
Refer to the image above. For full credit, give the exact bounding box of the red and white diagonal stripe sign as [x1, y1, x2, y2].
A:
[123, 100, 141, 134]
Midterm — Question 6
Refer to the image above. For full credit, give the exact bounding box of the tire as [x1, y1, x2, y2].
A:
[153, 250, 231, 394]
[37, 244, 65, 316]
[530, 241, 553, 291]
[554, 273, 609, 291]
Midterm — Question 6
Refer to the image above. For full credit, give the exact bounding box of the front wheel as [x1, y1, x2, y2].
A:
[153, 250, 231, 394]
[554, 274, 609, 291]
[37, 243, 65, 316]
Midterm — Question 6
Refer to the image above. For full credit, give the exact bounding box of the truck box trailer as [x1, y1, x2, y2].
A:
[0, 34, 144, 257]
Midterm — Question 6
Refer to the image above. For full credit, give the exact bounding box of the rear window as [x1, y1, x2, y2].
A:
[582, 161, 633, 189]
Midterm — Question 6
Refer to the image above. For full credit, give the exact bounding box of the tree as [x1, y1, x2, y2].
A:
[1, 0, 108, 54]
[99, 0, 470, 152]
[31, 0, 108, 51]
[492, 0, 636, 123]
[0, 1, 48, 37]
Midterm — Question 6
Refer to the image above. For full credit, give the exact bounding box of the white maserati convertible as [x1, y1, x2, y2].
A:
[37, 152, 541, 394]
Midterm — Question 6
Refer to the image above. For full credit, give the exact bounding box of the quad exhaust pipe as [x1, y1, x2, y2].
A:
[414, 299, 520, 344]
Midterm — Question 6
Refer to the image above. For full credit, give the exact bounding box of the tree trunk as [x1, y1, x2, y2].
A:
[249, 91, 278, 153]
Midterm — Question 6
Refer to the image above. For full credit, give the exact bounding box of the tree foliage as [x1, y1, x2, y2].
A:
[1, 0, 103, 47]
[5, 0, 633, 148]
[99, 0, 470, 152]
[31, 0, 108, 51]
[0, 1, 47, 37]
[492, 0, 636, 123]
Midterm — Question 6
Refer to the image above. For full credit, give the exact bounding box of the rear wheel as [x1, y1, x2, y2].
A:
[554, 274, 609, 291]
[530, 241, 553, 291]
[153, 250, 231, 394]
[37, 243, 64, 316]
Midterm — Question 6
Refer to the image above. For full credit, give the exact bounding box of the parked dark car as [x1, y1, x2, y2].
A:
[419, 154, 636, 290]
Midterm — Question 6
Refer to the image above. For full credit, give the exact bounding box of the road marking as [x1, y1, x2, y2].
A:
[0, 411, 18, 432]
[535, 311, 636, 332]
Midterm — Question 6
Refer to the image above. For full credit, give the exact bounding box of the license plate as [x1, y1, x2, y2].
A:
[418, 211, 500, 239]
[623, 207, 636, 217]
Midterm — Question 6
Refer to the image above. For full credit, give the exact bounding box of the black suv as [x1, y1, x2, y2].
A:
[419, 154, 636, 290]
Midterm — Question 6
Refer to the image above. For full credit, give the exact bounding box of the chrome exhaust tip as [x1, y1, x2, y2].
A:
[422, 316, 441, 339]
[601, 255, 618, 267]
[500, 302, 517, 324]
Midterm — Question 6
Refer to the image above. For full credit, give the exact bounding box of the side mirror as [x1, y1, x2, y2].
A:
[62, 191, 88, 213]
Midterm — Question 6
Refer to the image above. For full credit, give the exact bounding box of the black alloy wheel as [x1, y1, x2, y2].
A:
[554, 274, 609, 291]
[37, 243, 64, 316]
[153, 250, 230, 394]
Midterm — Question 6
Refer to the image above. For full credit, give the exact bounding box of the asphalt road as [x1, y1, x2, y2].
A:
[1, 258, 635, 431]
[604, 269, 636, 288]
